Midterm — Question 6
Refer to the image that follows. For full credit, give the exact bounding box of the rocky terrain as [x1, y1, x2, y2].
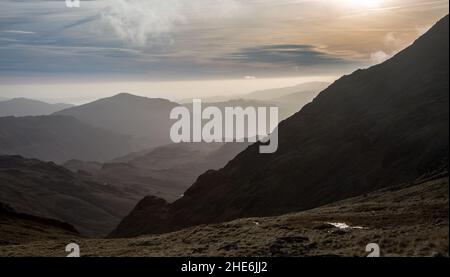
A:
[0, 175, 446, 257]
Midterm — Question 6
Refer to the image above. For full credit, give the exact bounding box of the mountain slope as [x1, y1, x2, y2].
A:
[244, 82, 329, 101]
[54, 93, 179, 147]
[110, 15, 449, 237]
[6, 175, 447, 256]
[0, 115, 145, 163]
[0, 98, 73, 117]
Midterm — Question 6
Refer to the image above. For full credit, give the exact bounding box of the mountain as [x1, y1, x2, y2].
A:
[0, 98, 73, 117]
[64, 142, 250, 202]
[273, 89, 323, 105]
[110, 15, 449, 237]
[0, 155, 158, 237]
[8, 175, 447, 256]
[184, 99, 300, 122]
[0, 202, 80, 246]
[0, 97, 9, 102]
[54, 93, 180, 147]
[0, 115, 146, 163]
[244, 82, 330, 101]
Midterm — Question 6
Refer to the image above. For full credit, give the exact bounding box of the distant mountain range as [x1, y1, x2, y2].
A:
[0, 98, 73, 117]
[110, 15, 449, 238]
[0, 90, 317, 164]
[244, 82, 330, 101]
[0, 116, 146, 163]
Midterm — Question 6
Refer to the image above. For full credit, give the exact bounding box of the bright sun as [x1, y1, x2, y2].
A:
[345, 0, 382, 9]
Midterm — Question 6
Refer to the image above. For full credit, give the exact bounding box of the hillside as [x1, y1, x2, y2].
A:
[0, 155, 158, 236]
[2, 175, 447, 257]
[244, 82, 330, 101]
[0, 202, 80, 246]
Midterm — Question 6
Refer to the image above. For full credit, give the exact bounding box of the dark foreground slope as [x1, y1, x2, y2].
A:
[2, 175, 447, 257]
[111, 16, 449, 237]
[0, 202, 79, 246]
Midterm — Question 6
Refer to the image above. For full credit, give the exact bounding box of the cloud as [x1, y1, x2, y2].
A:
[100, 0, 242, 46]
[370, 32, 406, 64]
[383, 32, 403, 47]
[222, 44, 348, 66]
[370, 50, 390, 63]
[2, 30, 35, 35]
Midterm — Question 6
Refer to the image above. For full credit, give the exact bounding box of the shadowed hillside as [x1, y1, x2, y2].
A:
[0, 202, 80, 246]
[0, 155, 159, 236]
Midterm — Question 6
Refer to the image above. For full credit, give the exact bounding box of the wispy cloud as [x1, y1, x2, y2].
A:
[223, 45, 348, 66]
[2, 30, 35, 35]
[100, 0, 243, 46]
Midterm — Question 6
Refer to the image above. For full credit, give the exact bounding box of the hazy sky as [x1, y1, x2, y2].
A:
[0, 0, 448, 102]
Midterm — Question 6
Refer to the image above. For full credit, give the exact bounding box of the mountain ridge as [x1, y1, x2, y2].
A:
[0, 98, 73, 117]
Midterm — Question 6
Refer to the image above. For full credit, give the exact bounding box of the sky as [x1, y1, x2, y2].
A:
[0, 0, 448, 102]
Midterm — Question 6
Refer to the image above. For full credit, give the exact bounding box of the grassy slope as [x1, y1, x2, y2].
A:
[0, 175, 447, 257]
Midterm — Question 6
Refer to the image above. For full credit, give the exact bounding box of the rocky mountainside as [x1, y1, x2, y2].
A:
[110, 16, 449, 238]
